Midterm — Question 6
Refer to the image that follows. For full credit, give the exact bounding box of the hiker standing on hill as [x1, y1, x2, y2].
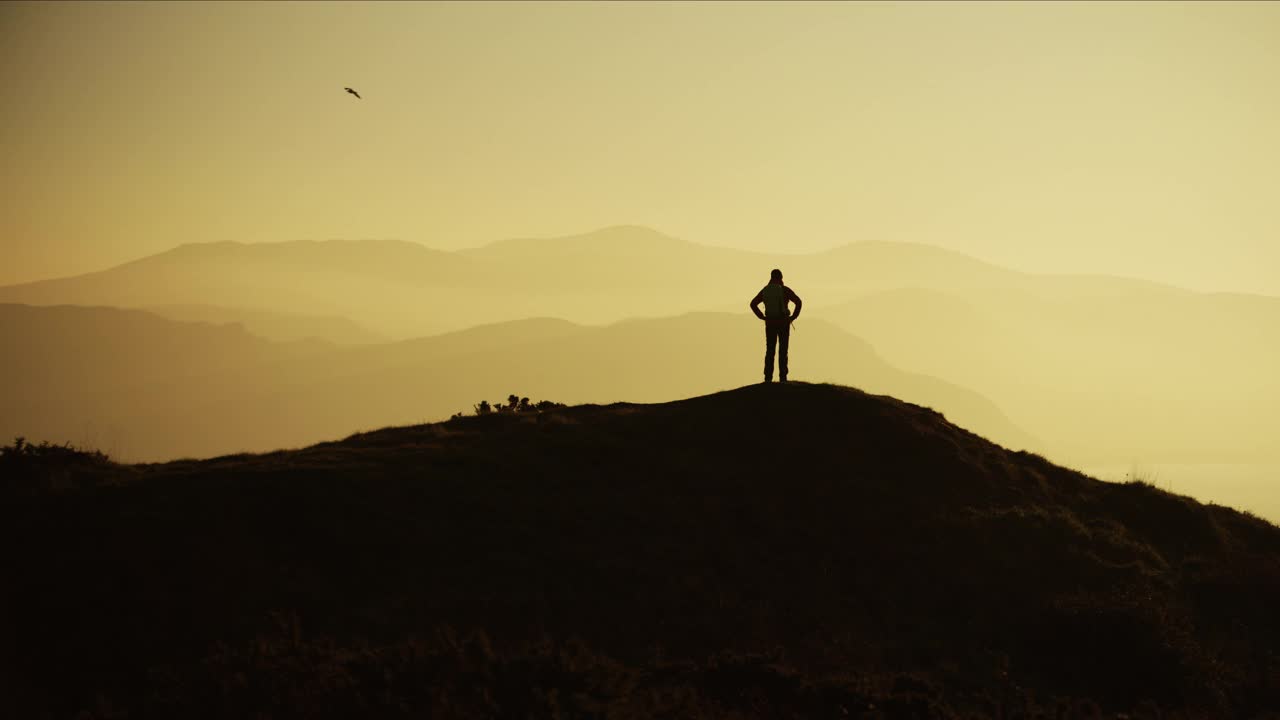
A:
[749, 269, 802, 383]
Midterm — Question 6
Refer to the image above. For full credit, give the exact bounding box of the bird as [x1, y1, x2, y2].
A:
[344, 87, 361, 99]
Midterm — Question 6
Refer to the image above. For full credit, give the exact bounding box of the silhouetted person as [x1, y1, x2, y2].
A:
[345, 87, 362, 99]
[750, 269, 802, 383]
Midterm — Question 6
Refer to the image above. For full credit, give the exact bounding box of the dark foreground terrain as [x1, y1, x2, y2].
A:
[3, 383, 1278, 718]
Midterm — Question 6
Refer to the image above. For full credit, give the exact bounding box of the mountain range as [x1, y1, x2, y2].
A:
[1, 225, 1274, 466]
[0, 303, 1032, 461]
[0, 225, 1187, 337]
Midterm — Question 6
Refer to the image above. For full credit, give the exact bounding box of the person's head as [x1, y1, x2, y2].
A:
[770, 268, 783, 283]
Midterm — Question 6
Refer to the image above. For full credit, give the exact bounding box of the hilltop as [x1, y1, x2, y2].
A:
[4, 383, 1277, 718]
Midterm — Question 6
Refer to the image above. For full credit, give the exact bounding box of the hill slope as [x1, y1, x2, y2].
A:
[4, 383, 1277, 718]
[144, 303, 387, 344]
[816, 287, 1280, 463]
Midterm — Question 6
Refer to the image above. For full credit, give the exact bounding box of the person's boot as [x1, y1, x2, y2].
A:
[763, 376, 773, 383]
[780, 374, 788, 383]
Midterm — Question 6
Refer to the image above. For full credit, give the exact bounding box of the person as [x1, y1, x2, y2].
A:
[749, 269, 802, 383]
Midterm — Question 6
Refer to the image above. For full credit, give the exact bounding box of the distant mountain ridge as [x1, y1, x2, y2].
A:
[818, 286, 1280, 464]
[460, 224, 716, 258]
[2, 224, 1277, 465]
[0, 225, 1211, 334]
[0, 303, 1033, 462]
[145, 304, 386, 344]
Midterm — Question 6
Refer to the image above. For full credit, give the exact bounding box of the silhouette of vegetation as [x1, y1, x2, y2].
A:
[463, 394, 564, 418]
[0, 436, 115, 495]
[4, 384, 1278, 718]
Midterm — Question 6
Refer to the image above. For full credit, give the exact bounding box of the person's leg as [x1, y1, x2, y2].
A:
[764, 324, 777, 382]
[778, 324, 790, 381]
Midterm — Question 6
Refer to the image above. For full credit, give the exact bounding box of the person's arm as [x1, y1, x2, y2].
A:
[788, 288, 802, 320]
[749, 291, 765, 320]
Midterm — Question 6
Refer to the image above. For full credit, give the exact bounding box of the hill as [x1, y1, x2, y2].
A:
[0, 239, 490, 337]
[816, 287, 1280, 464]
[0, 304, 1033, 461]
[3, 383, 1277, 718]
[144, 304, 387, 344]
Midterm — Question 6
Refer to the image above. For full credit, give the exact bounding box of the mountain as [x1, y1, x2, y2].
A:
[0, 303, 325, 397]
[0, 226, 1110, 334]
[4, 383, 1277, 718]
[460, 224, 708, 260]
[0, 226, 1262, 326]
[0, 226, 775, 334]
[816, 287, 1280, 464]
[0, 239, 490, 337]
[0, 304, 1032, 461]
[145, 304, 386, 344]
[3, 224, 1277, 464]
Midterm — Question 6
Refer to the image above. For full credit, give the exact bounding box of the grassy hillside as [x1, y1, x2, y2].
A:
[3, 383, 1277, 718]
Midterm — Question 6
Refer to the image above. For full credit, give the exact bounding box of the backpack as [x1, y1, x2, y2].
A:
[760, 284, 790, 319]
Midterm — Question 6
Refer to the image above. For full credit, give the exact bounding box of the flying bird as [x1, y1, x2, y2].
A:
[344, 87, 361, 99]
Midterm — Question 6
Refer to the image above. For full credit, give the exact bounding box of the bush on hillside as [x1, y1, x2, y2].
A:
[1, 437, 115, 494]
[457, 395, 564, 419]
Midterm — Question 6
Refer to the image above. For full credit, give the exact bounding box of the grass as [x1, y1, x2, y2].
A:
[3, 382, 1278, 718]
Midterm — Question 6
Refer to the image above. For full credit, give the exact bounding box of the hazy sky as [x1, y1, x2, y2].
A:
[3, 1, 1278, 294]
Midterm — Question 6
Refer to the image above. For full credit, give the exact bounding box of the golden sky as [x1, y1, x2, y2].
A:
[3, 1, 1278, 294]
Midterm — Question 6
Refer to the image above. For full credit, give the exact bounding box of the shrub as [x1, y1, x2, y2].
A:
[1, 436, 114, 494]
[462, 395, 562, 418]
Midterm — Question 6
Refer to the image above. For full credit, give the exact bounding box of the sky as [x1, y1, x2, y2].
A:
[2, 0, 1278, 295]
